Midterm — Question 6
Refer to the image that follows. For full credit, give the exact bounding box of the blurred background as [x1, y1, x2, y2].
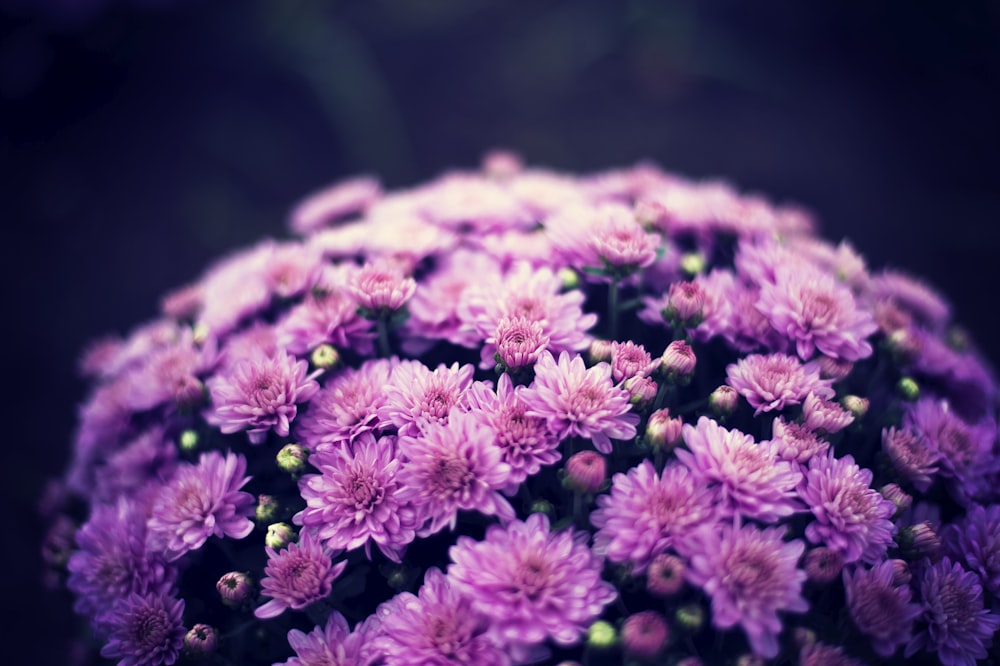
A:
[3, 0, 998, 663]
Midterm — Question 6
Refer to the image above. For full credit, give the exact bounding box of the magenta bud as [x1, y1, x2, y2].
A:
[216, 572, 253, 606]
[645, 409, 683, 452]
[589, 339, 614, 364]
[621, 611, 670, 660]
[660, 340, 696, 382]
[646, 553, 685, 597]
[563, 451, 607, 494]
[709, 385, 738, 416]
[184, 624, 218, 658]
[804, 547, 844, 584]
[624, 375, 658, 408]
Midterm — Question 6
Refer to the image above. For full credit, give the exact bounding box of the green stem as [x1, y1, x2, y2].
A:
[376, 313, 391, 358]
[607, 278, 620, 341]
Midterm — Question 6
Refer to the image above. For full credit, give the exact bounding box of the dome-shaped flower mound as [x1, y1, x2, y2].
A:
[45, 154, 1000, 666]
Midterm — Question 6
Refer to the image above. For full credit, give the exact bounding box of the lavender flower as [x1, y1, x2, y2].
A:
[448, 513, 617, 647]
[205, 348, 320, 444]
[276, 610, 381, 666]
[905, 558, 1000, 666]
[943, 504, 1000, 595]
[256, 530, 347, 619]
[520, 350, 639, 454]
[347, 259, 417, 313]
[591, 460, 719, 573]
[843, 560, 920, 657]
[376, 360, 474, 437]
[147, 451, 256, 561]
[726, 353, 834, 415]
[881, 426, 940, 492]
[677, 522, 808, 659]
[99, 592, 186, 666]
[289, 175, 381, 234]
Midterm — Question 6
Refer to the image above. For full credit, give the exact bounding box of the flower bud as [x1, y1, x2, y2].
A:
[255, 494, 280, 525]
[897, 376, 920, 401]
[663, 280, 705, 328]
[897, 521, 941, 559]
[660, 340, 696, 383]
[679, 251, 706, 277]
[621, 611, 669, 660]
[890, 558, 912, 586]
[793, 627, 817, 649]
[179, 429, 199, 452]
[646, 553, 685, 598]
[265, 522, 297, 549]
[563, 451, 607, 494]
[482, 149, 522, 179]
[624, 375, 657, 408]
[276, 443, 308, 474]
[880, 483, 913, 518]
[817, 355, 854, 381]
[310, 344, 340, 369]
[804, 547, 844, 584]
[887, 328, 922, 364]
[558, 267, 580, 291]
[674, 603, 704, 633]
[586, 620, 618, 649]
[216, 572, 253, 606]
[589, 339, 614, 364]
[174, 376, 206, 409]
[708, 385, 738, 417]
[645, 409, 683, 452]
[184, 624, 218, 658]
[529, 498, 555, 518]
[841, 394, 869, 419]
[634, 199, 666, 230]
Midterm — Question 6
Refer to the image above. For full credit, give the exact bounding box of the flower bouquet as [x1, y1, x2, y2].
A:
[41, 152, 1000, 666]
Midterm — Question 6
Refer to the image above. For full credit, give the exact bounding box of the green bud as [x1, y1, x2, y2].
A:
[897, 376, 920, 401]
[586, 620, 618, 649]
[179, 430, 199, 452]
[276, 443, 308, 474]
[558, 267, 580, 291]
[255, 494, 280, 524]
[529, 498, 555, 519]
[675, 603, 704, 632]
[841, 394, 869, 419]
[310, 344, 340, 369]
[265, 522, 297, 549]
[679, 251, 706, 276]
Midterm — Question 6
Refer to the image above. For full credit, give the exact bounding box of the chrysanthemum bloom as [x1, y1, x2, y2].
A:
[147, 451, 255, 561]
[798, 453, 896, 564]
[373, 568, 510, 666]
[205, 348, 320, 444]
[943, 504, 1000, 595]
[881, 426, 939, 493]
[676, 416, 802, 522]
[91, 427, 178, 504]
[490, 316, 549, 370]
[610, 340, 656, 384]
[520, 350, 639, 454]
[276, 610, 381, 666]
[591, 460, 719, 573]
[464, 373, 561, 493]
[294, 432, 418, 563]
[726, 353, 834, 415]
[804, 546, 844, 584]
[545, 202, 658, 275]
[677, 522, 808, 659]
[867, 269, 951, 329]
[255, 531, 347, 619]
[99, 592, 186, 666]
[843, 560, 920, 657]
[801, 392, 854, 434]
[397, 410, 515, 536]
[347, 259, 417, 313]
[904, 398, 996, 496]
[276, 279, 373, 356]
[120, 329, 215, 412]
[376, 360, 474, 437]
[905, 557, 1000, 666]
[295, 358, 395, 452]
[448, 513, 617, 647]
[757, 265, 876, 361]
[67, 498, 177, 633]
[289, 175, 381, 234]
[769, 418, 829, 466]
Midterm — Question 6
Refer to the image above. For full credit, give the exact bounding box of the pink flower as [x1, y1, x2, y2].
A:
[726, 353, 834, 415]
[255, 531, 347, 620]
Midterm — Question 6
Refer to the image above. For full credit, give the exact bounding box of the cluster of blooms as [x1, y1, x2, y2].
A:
[41, 151, 1000, 666]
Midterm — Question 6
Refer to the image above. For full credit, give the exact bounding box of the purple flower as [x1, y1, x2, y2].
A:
[520, 350, 639, 454]
[67, 498, 177, 633]
[843, 560, 920, 657]
[464, 374, 561, 492]
[205, 348, 320, 444]
[256, 530, 348, 619]
[904, 398, 996, 495]
[373, 568, 510, 666]
[768, 417, 829, 465]
[448, 513, 617, 647]
[867, 269, 951, 329]
[610, 340, 656, 383]
[798, 453, 896, 564]
[676, 522, 808, 659]
[591, 460, 719, 573]
[289, 175, 381, 234]
[91, 427, 178, 504]
[881, 426, 940, 493]
[801, 392, 854, 434]
[147, 451, 256, 561]
[376, 360, 475, 437]
[276, 278, 373, 356]
[119, 329, 215, 412]
[397, 410, 515, 536]
[799, 642, 867, 666]
[347, 259, 417, 312]
[490, 316, 549, 370]
[295, 358, 395, 453]
[294, 433, 418, 563]
[726, 352, 834, 415]
[276, 610, 381, 666]
[675, 416, 802, 522]
[99, 592, 186, 666]
[546, 202, 659, 274]
[757, 265, 876, 361]
[943, 504, 1000, 595]
[905, 557, 1000, 666]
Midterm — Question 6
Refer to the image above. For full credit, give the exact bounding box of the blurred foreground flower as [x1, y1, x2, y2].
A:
[43, 152, 1000, 665]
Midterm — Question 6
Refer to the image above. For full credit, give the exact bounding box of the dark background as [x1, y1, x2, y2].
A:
[3, 1, 999, 663]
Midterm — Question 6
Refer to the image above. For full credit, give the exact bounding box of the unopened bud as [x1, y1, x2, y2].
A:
[880, 483, 913, 518]
[679, 252, 706, 276]
[621, 611, 669, 660]
[310, 344, 340, 369]
[887, 329, 922, 364]
[276, 443, 308, 474]
[265, 522, 297, 549]
[558, 267, 580, 291]
[709, 385, 738, 417]
[793, 627, 817, 649]
[482, 149, 523, 179]
[897, 521, 941, 559]
[624, 375, 657, 408]
[841, 394, 869, 419]
[634, 199, 667, 230]
[184, 624, 218, 658]
[675, 603, 704, 632]
[645, 409, 683, 452]
[804, 547, 844, 584]
[889, 558, 912, 586]
[660, 340, 696, 383]
[586, 620, 618, 649]
[663, 280, 705, 328]
[818, 355, 854, 381]
[647, 553, 685, 597]
[897, 376, 920, 401]
[529, 498, 555, 518]
[255, 494, 280, 525]
[179, 430, 199, 452]
[216, 572, 253, 606]
[563, 451, 607, 494]
[589, 339, 614, 364]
